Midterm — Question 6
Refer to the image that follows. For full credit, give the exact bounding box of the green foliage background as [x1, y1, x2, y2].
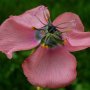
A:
[0, 0, 90, 90]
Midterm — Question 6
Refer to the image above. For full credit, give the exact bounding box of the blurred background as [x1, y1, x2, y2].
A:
[0, 0, 90, 90]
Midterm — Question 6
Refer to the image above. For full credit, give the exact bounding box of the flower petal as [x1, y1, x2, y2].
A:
[0, 18, 40, 59]
[22, 46, 77, 88]
[65, 31, 90, 47]
[10, 5, 50, 29]
[64, 39, 87, 52]
[53, 12, 84, 32]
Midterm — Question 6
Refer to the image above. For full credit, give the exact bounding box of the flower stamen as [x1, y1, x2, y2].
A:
[41, 43, 48, 48]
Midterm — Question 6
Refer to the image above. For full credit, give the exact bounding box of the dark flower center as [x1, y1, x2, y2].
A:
[36, 23, 63, 48]
[48, 25, 57, 33]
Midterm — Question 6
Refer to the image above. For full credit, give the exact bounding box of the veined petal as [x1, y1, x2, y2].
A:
[65, 31, 90, 47]
[10, 5, 50, 29]
[53, 12, 84, 32]
[22, 46, 77, 88]
[0, 18, 40, 59]
[64, 39, 87, 52]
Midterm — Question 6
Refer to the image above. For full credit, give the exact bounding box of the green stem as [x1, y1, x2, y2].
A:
[37, 87, 43, 90]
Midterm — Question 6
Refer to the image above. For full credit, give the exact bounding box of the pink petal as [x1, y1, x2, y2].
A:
[0, 18, 40, 59]
[10, 5, 50, 29]
[65, 31, 90, 47]
[22, 46, 77, 88]
[64, 39, 87, 52]
[53, 12, 84, 32]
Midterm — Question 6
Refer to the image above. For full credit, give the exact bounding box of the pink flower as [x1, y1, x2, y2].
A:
[0, 5, 90, 88]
